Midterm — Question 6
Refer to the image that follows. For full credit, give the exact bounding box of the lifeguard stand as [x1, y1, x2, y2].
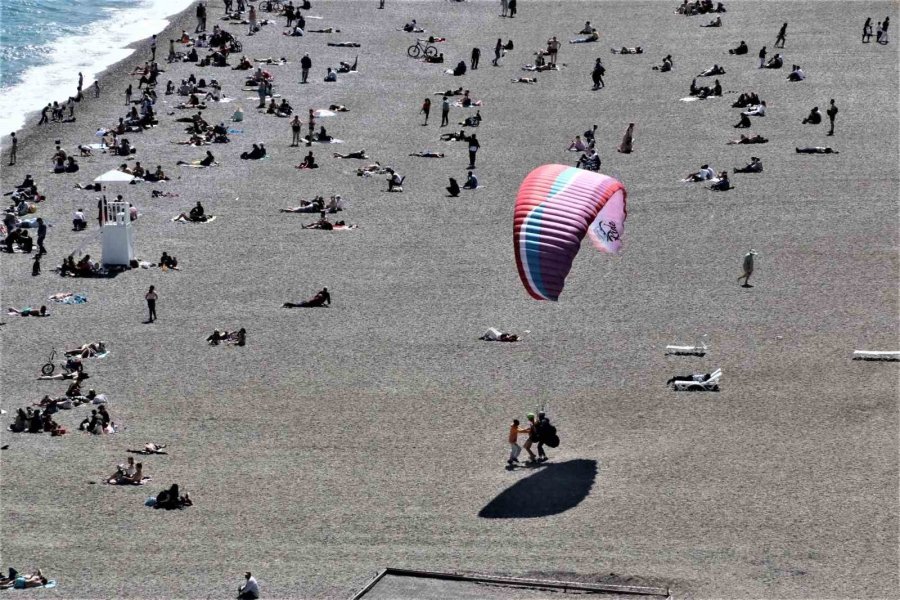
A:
[100, 200, 135, 266]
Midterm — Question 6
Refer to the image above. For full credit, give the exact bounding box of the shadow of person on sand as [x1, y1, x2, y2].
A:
[479, 459, 598, 519]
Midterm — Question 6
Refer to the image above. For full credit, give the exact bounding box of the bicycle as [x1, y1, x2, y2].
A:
[407, 39, 438, 59]
[40, 348, 83, 376]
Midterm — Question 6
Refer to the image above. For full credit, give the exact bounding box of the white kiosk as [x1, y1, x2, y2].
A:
[100, 200, 135, 266]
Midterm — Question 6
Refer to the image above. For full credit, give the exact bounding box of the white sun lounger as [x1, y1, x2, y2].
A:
[852, 350, 900, 361]
[672, 369, 721, 391]
[665, 342, 707, 356]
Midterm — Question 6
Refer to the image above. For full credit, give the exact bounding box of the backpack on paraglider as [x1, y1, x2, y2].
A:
[543, 422, 559, 448]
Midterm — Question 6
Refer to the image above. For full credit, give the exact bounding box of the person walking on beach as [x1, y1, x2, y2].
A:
[757, 46, 767, 68]
[507, 418, 525, 465]
[8, 132, 16, 165]
[522, 413, 538, 463]
[547, 36, 560, 66]
[738, 250, 758, 287]
[300, 53, 312, 83]
[38, 104, 50, 125]
[500, 0, 508, 17]
[237, 572, 259, 600]
[826, 99, 838, 136]
[471, 47, 480, 70]
[290, 115, 302, 146]
[196, 2, 207, 33]
[492, 38, 503, 66]
[306, 109, 315, 146]
[420, 98, 431, 125]
[93, 80, 100, 98]
[509, 0, 517, 18]
[150, 35, 158, 61]
[862, 18, 873, 43]
[145, 286, 158, 323]
[125, 84, 133, 106]
[774, 23, 787, 48]
[440, 96, 450, 127]
[36, 218, 47, 255]
[467, 134, 480, 168]
[591, 58, 605, 89]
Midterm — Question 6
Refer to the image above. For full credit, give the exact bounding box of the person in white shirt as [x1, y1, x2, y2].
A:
[73, 209, 87, 231]
[238, 572, 259, 599]
[742, 101, 767, 117]
[787, 65, 805, 81]
[684, 164, 714, 182]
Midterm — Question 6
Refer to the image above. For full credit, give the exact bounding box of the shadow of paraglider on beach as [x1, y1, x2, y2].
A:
[478, 459, 598, 519]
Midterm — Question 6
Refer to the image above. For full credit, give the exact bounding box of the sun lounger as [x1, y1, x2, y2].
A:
[672, 369, 721, 391]
[852, 350, 900, 361]
[665, 342, 707, 356]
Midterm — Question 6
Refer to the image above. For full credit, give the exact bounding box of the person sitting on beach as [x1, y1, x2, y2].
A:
[787, 64, 806, 81]
[283, 287, 331, 308]
[387, 170, 404, 191]
[732, 92, 760, 108]
[296, 151, 318, 169]
[570, 29, 599, 43]
[729, 40, 748, 54]
[227, 328, 247, 346]
[734, 156, 763, 173]
[402, 20, 424, 33]
[285, 24, 305, 36]
[698, 64, 724, 77]
[333, 149, 369, 159]
[153, 483, 192, 510]
[576, 148, 600, 171]
[567, 135, 588, 152]
[460, 111, 482, 128]
[327, 41, 360, 47]
[446, 177, 461, 197]
[179, 150, 216, 167]
[709, 171, 731, 191]
[338, 56, 358, 72]
[145, 165, 170, 182]
[158, 252, 179, 269]
[742, 101, 767, 116]
[733, 113, 752, 128]
[611, 46, 643, 54]
[763, 53, 783, 68]
[302, 212, 334, 230]
[727, 134, 768, 144]
[462, 171, 478, 189]
[324, 68, 337, 82]
[796, 146, 838, 154]
[240, 143, 267, 160]
[311, 126, 331, 142]
[578, 21, 593, 34]
[652, 55, 674, 71]
[684, 164, 715, 181]
[452, 60, 467, 76]
[702, 16, 722, 27]
[512, 77, 537, 83]
[175, 201, 208, 222]
[802, 106, 822, 124]
[7, 305, 49, 317]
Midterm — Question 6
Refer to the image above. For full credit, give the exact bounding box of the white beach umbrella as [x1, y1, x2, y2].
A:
[93, 169, 135, 183]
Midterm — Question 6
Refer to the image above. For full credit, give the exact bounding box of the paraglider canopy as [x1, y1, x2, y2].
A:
[513, 164, 627, 301]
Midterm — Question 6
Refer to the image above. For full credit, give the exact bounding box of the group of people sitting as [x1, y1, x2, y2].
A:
[107, 456, 149, 485]
[280, 195, 343, 213]
[446, 171, 478, 196]
[148, 483, 193, 510]
[59, 254, 104, 277]
[675, 0, 725, 15]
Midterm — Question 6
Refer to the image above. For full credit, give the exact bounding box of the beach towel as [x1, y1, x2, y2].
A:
[172, 215, 217, 223]
[332, 224, 358, 230]
[311, 138, 344, 144]
[179, 162, 220, 168]
[227, 128, 243, 134]
[49, 292, 88, 304]
[106, 476, 152, 485]
[313, 109, 337, 117]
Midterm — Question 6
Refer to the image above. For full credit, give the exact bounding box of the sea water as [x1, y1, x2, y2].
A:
[0, 0, 194, 135]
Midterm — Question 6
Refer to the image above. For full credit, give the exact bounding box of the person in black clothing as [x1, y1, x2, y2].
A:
[774, 22, 787, 48]
[300, 53, 312, 83]
[470, 47, 480, 69]
[283, 287, 330, 308]
[492, 38, 503, 66]
[802, 106, 822, 124]
[36, 218, 47, 255]
[38, 104, 50, 125]
[467, 134, 479, 168]
[591, 58, 605, 89]
[446, 177, 460, 197]
[826, 99, 838, 135]
[196, 2, 207, 32]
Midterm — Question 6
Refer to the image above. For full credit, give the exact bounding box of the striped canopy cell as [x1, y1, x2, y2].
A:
[513, 164, 627, 301]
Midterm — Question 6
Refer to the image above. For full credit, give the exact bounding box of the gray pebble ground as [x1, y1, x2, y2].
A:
[1, 0, 897, 598]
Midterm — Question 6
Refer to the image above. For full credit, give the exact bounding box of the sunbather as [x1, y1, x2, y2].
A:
[729, 41, 748, 54]
[283, 287, 331, 307]
[127, 442, 168, 455]
[281, 197, 325, 213]
[302, 213, 334, 230]
[409, 151, 445, 157]
[440, 130, 469, 142]
[569, 29, 599, 43]
[698, 64, 724, 76]
[684, 164, 715, 181]
[7, 305, 48, 317]
[611, 46, 643, 54]
[512, 77, 537, 83]
[709, 171, 731, 191]
[727, 134, 768, 145]
[795, 146, 838, 154]
[333, 150, 369, 159]
[65, 341, 106, 358]
[734, 157, 763, 173]
[667, 373, 713, 385]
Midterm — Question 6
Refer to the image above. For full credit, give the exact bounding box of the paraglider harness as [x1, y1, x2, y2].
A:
[537, 416, 559, 448]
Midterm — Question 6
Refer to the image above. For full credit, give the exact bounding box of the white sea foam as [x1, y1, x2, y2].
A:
[0, 0, 195, 137]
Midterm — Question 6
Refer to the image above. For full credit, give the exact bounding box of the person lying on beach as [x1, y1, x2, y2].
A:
[441, 130, 469, 142]
[729, 40, 748, 54]
[424, 53, 444, 64]
[177, 151, 216, 166]
[65, 341, 106, 358]
[763, 53, 783, 68]
[328, 104, 350, 112]
[702, 16, 722, 27]
[708, 171, 731, 191]
[684, 164, 715, 181]
[796, 146, 838, 154]
[401, 20, 425, 32]
[7, 305, 48, 317]
[281, 197, 325, 212]
[333, 150, 368, 159]
[38, 370, 89, 381]
[570, 29, 599, 43]
[512, 77, 537, 83]
[283, 287, 331, 308]
[734, 157, 763, 173]
[727, 134, 768, 145]
[741, 101, 766, 116]
[409, 151, 445, 158]
[240, 143, 267, 159]
[145, 165, 171, 182]
[611, 46, 643, 54]
[356, 162, 385, 176]
[310, 27, 341, 33]
[652, 55, 673, 71]
[460, 111, 482, 127]
[434, 87, 464, 96]
[698, 64, 724, 76]
[447, 177, 460, 197]
[0, 570, 48, 589]
[787, 64, 806, 81]
[128, 442, 168, 455]
[667, 372, 714, 385]
[327, 41, 360, 47]
[479, 328, 520, 342]
[338, 56, 358, 72]
[302, 213, 335, 230]
[296, 151, 319, 169]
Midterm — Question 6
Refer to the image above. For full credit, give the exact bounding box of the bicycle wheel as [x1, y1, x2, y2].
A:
[424, 45, 438, 57]
[41, 363, 55, 376]
[407, 44, 422, 58]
